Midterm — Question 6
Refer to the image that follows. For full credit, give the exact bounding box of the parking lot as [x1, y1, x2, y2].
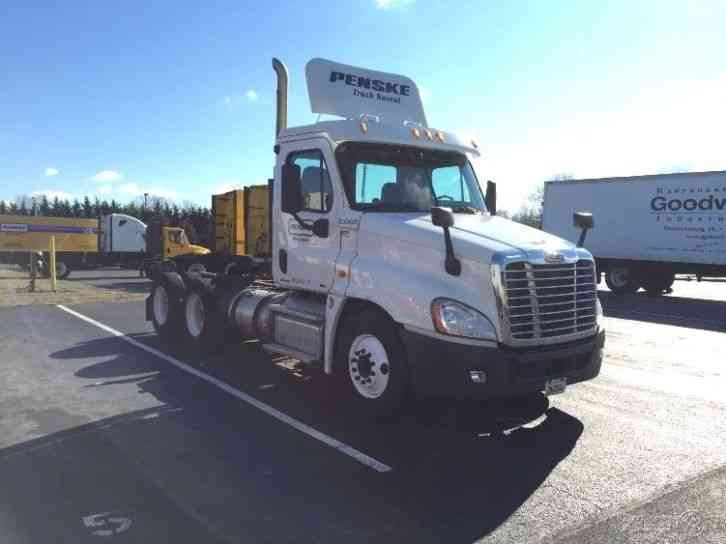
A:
[1, 270, 726, 543]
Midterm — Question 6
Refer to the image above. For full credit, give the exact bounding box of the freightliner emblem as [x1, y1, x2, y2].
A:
[544, 252, 565, 264]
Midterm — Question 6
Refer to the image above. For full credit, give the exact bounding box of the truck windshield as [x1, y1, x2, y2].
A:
[336, 142, 487, 213]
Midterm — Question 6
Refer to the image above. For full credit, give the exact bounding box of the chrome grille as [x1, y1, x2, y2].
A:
[503, 260, 597, 341]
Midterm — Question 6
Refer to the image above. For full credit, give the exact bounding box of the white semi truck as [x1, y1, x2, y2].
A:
[542, 171, 726, 295]
[147, 58, 604, 416]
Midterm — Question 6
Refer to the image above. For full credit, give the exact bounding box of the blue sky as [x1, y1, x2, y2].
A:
[2, 0, 725, 212]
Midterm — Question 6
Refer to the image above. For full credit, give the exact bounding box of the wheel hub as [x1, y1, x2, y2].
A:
[348, 334, 390, 399]
[186, 293, 205, 338]
[153, 285, 169, 325]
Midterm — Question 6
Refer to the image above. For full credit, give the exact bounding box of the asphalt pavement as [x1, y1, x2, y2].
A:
[1, 274, 725, 543]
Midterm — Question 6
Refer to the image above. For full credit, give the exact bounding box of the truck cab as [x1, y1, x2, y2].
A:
[163, 226, 209, 259]
[268, 59, 604, 405]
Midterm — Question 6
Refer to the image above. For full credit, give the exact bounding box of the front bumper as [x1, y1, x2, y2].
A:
[401, 328, 605, 399]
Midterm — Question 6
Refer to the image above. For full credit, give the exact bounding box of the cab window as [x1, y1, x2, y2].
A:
[355, 163, 397, 203]
[287, 150, 333, 213]
[168, 230, 181, 244]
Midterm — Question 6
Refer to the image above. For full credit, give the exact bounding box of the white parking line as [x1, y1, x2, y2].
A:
[56, 304, 392, 473]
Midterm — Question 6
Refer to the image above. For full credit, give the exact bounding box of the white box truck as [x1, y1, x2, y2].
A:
[542, 171, 726, 295]
[146, 58, 604, 417]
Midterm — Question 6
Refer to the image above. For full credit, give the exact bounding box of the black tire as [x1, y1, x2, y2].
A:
[604, 267, 640, 294]
[641, 272, 675, 296]
[150, 280, 183, 339]
[181, 281, 224, 354]
[334, 309, 410, 419]
[186, 263, 206, 275]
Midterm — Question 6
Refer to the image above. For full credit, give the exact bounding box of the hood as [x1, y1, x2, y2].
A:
[360, 212, 575, 262]
[190, 244, 211, 255]
[447, 214, 574, 253]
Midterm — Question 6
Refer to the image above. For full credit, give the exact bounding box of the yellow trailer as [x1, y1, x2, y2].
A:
[212, 185, 270, 257]
[0, 215, 98, 253]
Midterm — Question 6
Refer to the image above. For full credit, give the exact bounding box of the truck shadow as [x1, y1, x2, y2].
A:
[43, 335, 583, 543]
[599, 289, 726, 332]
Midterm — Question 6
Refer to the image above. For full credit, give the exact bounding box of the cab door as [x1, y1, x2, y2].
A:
[274, 139, 340, 293]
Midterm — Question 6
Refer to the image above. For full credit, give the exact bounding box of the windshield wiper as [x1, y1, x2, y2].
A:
[363, 202, 427, 213]
[449, 205, 481, 214]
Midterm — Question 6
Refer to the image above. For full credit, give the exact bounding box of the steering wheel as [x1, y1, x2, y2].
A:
[436, 195, 455, 201]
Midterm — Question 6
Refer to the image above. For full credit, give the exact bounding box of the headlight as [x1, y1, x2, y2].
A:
[431, 298, 497, 340]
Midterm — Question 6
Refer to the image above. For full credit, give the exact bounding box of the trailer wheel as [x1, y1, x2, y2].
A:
[605, 267, 640, 294]
[151, 282, 181, 338]
[641, 273, 675, 296]
[182, 283, 224, 354]
[334, 309, 410, 419]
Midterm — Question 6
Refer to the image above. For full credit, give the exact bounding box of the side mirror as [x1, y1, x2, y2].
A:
[430, 207, 460, 276]
[573, 211, 594, 247]
[312, 218, 329, 238]
[431, 206, 455, 228]
[281, 163, 302, 214]
[573, 212, 594, 230]
[485, 180, 497, 216]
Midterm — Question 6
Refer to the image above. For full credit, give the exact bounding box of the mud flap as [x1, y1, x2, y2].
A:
[145, 295, 153, 321]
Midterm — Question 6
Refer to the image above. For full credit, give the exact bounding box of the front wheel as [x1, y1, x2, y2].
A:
[334, 309, 410, 419]
[605, 266, 640, 294]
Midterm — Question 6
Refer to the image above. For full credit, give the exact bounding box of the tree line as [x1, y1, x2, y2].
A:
[0, 194, 213, 246]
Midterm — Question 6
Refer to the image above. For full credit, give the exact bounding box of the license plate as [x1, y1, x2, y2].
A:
[545, 377, 567, 396]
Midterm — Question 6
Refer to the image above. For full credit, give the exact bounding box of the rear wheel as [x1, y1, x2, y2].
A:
[605, 266, 640, 294]
[181, 283, 224, 354]
[641, 272, 675, 296]
[151, 282, 181, 339]
[334, 309, 410, 419]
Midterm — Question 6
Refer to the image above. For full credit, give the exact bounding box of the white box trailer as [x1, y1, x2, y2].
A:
[542, 170, 726, 295]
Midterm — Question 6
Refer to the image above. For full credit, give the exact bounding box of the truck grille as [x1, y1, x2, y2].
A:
[503, 260, 597, 341]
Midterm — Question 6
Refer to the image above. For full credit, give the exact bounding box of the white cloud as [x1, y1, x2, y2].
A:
[97, 184, 113, 195]
[245, 89, 258, 102]
[119, 182, 140, 195]
[119, 182, 179, 200]
[90, 170, 122, 182]
[223, 96, 232, 105]
[30, 189, 73, 201]
[44, 167, 59, 177]
[374, 0, 414, 10]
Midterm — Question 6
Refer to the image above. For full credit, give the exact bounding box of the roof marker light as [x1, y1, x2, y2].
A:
[436, 131, 445, 142]
[425, 129, 433, 140]
[411, 127, 421, 139]
[360, 121, 368, 134]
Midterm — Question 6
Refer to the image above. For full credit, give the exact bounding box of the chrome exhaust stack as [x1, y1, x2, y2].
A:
[272, 58, 288, 136]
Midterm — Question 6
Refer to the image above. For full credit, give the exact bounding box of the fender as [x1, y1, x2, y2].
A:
[323, 293, 346, 374]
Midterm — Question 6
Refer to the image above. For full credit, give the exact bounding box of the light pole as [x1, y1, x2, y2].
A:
[144, 192, 149, 211]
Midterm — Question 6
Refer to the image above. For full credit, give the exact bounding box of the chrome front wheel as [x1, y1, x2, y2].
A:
[348, 334, 391, 400]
